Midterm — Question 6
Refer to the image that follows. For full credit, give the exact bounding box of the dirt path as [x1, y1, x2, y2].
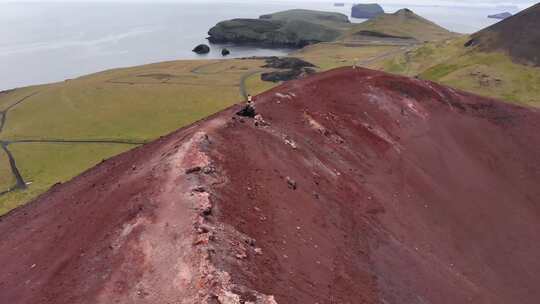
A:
[0, 138, 145, 197]
[0, 92, 39, 133]
[0, 142, 26, 193]
[190, 61, 225, 74]
[239, 69, 263, 99]
[0, 92, 41, 195]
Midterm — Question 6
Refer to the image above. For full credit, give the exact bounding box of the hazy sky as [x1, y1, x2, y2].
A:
[0, 0, 536, 9]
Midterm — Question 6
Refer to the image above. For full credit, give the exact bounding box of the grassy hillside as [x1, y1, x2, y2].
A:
[469, 3, 540, 67]
[296, 43, 402, 70]
[378, 37, 540, 105]
[0, 58, 280, 214]
[344, 9, 458, 43]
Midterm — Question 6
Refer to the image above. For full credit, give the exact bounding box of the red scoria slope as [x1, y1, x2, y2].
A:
[1, 67, 540, 304]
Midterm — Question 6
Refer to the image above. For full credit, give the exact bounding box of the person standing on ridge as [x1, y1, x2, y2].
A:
[236, 93, 256, 117]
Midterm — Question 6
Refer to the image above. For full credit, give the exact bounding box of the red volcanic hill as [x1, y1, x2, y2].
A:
[1, 68, 540, 304]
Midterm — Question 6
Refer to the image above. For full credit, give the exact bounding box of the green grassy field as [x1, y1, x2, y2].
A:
[0, 58, 279, 215]
[378, 37, 540, 106]
[0, 143, 135, 215]
[295, 43, 401, 70]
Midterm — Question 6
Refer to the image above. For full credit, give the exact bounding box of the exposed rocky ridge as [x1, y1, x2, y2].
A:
[207, 9, 351, 48]
[261, 57, 317, 82]
[469, 3, 540, 66]
[260, 68, 316, 82]
[1, 68, 540, 303]
[261, 57, 316, 69]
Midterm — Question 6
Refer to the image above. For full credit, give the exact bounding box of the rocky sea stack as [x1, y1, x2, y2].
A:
[207, 9, 351, 48]
[351, 3, 384, 19]
[192, 44, 210, 54]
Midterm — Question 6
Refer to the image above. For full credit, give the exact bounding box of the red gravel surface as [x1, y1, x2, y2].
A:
[1, 67, 539, 304]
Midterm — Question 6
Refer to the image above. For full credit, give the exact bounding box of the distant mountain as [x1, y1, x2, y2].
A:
[488, 12, 512, 19]
[346, 8, 456, 42]
[207, 9, 351, 48]
[469, 3, 540, 66]
[351, 3, 384, 19]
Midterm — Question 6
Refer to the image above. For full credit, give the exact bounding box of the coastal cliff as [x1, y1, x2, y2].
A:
[207, 9, 351, 48]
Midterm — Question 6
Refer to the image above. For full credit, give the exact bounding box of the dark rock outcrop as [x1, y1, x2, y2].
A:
[464, 38, 478, 47]
[488, 12, 512, 19]
[262, 57, 316, 69]
[192, 44, 210, 54]
[354, 30, 413, 40]
[261, 57, 317, 83]
[208, 9, 351, 48]
[221, 48, 230, 56]
[261, 67, 316, 82]
[351, 3, 384, 19]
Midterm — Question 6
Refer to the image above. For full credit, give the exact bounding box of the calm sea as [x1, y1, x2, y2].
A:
[0, 1, 520, 90]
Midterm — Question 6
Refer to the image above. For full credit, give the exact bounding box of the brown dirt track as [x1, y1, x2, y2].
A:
[1, 67, 540, 303]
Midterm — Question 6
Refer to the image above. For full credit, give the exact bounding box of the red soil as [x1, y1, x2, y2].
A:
[1, 67, 540, 304]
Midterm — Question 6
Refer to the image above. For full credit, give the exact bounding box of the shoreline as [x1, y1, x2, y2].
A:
[0, 47, 295, 93]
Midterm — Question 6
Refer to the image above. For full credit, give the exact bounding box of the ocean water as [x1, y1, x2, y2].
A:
[0, 1, 520, 90]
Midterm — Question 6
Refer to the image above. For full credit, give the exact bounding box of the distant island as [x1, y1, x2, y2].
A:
[334, 3, 345, 7]
[488, 12, 512, 19]
[351, 3, 384, 19]
[207, 9, 351, 48]
[206, 7, 456, 49]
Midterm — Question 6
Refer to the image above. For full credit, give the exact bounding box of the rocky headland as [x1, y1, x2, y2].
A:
[207, 9, 351, 48]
